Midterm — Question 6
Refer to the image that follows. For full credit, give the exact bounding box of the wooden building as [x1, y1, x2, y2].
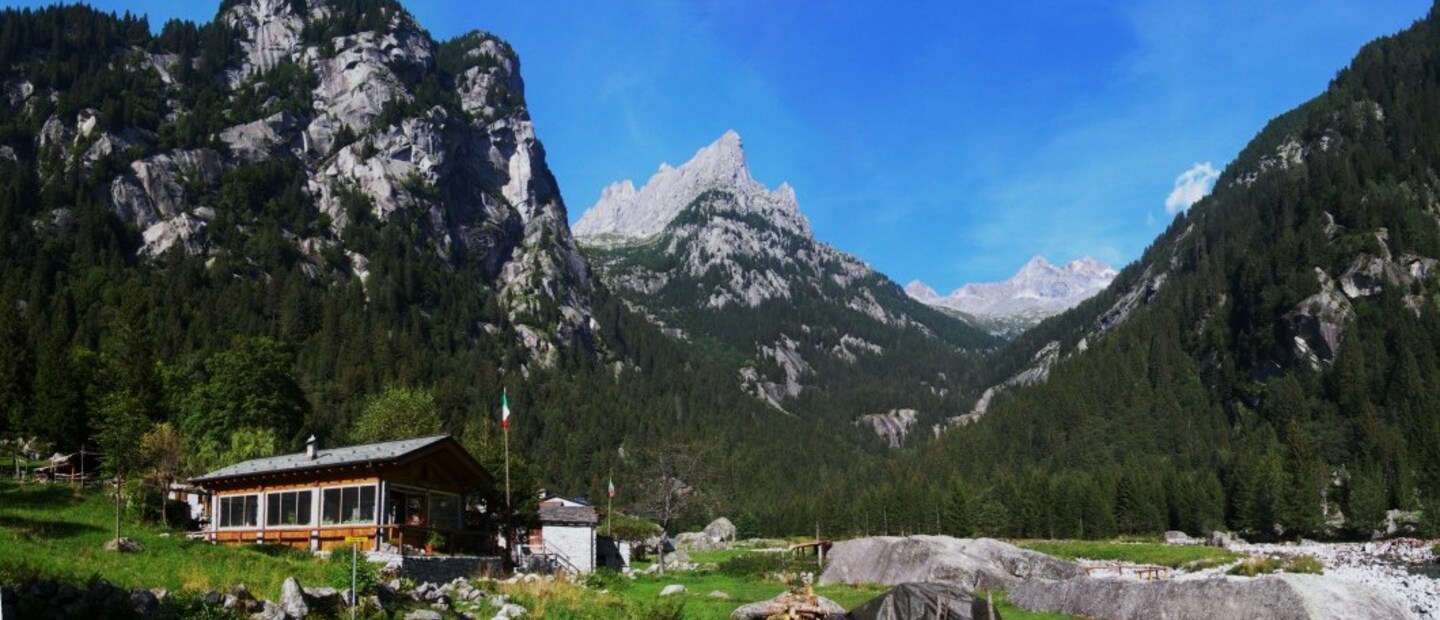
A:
[191, 434, 493, 553]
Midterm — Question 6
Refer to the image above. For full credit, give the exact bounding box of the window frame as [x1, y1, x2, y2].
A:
[263, 489, 314, 528]
[216, 493, 260, 530]
[321, 483, 379, 526]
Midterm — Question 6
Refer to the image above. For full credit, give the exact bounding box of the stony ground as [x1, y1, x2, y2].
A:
[1074, 539, 1438, 619]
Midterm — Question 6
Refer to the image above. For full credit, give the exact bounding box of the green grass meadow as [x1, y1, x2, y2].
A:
[0, 479, 331, 600]
[0, 479, 1087, 617]
[1016, 539, 1241, 571]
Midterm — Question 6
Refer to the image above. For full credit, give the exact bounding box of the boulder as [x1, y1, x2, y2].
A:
[818, 536, 1082, 590]
[703, 517, 738, 542]
[730, 591, 846, 620]
[1165, 531, 1198, 545]
[302, 586, 341, 614]
[1209, 531, 1233, 548]
[659, 584, 686, 597]
[279, 577, 308, 618]
[252, 600, 286, 620]
[103, 537, 144, 553]
[403, 610, 443, 620]
[708, 590, 733, 600]
[129, 588, 159, 618]
[1008, 573, 1412, 620]
[494, 603, 528, 618]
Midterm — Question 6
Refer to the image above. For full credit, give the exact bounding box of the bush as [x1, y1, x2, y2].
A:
[717, 551, 808, 578]
[1227, 554, 1323, 576]
[637, 596, 685, 620]
[583, 567, 632, 592]
[326, 546, 380, 596]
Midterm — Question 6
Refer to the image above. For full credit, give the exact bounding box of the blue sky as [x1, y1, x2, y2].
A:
[7, 1, 1431, 289]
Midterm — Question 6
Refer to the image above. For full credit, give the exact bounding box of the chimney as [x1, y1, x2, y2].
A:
[306, 435, 317, 460]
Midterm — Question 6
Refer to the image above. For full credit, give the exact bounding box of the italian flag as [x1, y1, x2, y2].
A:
[501, 387, 511, 430]
[608, 475, 616, 498]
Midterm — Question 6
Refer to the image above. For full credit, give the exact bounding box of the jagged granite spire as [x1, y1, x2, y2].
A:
[574, 130, 809, 245]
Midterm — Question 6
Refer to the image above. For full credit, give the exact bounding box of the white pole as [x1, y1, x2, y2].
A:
[351, 542, 357, 620]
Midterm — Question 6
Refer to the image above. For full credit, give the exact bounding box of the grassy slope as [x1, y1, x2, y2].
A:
[0, 480, 331, 600]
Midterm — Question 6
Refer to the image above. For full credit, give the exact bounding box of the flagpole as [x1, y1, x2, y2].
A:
[607, 470, 613, 538]
[504, 426, 511, 511]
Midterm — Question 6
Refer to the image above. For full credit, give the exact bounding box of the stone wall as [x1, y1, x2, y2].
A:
[396, 555, 504, 583]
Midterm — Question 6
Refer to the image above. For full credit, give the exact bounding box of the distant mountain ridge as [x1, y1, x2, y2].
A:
[907, 256, 1117, 336]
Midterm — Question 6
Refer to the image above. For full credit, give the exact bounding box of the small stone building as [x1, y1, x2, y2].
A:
[525, 495, 598, 573]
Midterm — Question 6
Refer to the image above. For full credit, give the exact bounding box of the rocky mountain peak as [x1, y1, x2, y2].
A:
[573, 130, 809, 245]
[909, 255, 1117, 336]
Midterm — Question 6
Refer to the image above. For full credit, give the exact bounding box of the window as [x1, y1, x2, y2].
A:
[430, 493, 460, 530]
[265, 490, 313, 527]
[322, 486, 377, 525]
[218, 494, 259, 528]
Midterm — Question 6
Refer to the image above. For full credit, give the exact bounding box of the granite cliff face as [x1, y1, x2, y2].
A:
[19, 0, 592, 364]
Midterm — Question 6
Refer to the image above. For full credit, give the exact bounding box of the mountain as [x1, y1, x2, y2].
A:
[575, 131, 997, 420]
[907, 256, 1117, 337]
[829, 4, 1440, 542]
[0, 1, 915, 531]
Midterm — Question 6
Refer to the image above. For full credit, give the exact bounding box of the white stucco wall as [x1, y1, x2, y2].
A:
[543, 524, 595, 573]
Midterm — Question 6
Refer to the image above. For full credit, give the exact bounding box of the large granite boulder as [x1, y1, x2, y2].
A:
[818, 536, 1082, 590]
[1008, 573, 1412, 620]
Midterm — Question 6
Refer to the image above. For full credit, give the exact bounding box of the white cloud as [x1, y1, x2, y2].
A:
[1164, 162, 1219, 215]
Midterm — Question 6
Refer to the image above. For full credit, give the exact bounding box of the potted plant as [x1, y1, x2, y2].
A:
[426, 531, 445, 554]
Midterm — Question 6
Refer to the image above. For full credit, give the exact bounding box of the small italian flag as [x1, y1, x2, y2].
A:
[608, 475, 616, 498]
[501, 387, 511, 430]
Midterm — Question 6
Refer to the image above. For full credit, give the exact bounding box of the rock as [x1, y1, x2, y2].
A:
[251, 600, 286, 620]
[1008, 573, 1413, 620]
[675, 532, 717, 551]
[703, 517, 738, 542]
[818, 536, 1082, 590]
[129, 588, 159, 618]
[730, 591, 847, 620]
[1165, 530, 1198, 545]
[1208, 531, 1232, 548]
[219, 112, 302, 163]
[103, 537, 144, 553]
[404, 610, 444, 620]
[108, 148, 223, 231]
[302, 586, 340, 614]
[279, 576, 308, 618]
[659, 584, 687, 597]
[855, 409, 920, 448]
[202, 590, 222, 606]
[495, 603, 528, 618]
[708, 590, 733, 600]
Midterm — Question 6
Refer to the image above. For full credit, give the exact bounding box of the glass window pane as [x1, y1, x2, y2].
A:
[323, 489, 340, 525]
[245, 495, 258, 527]
[359, 486, 376, 522]
[267, 494, 280, 526]
[298, 491, 312, 525]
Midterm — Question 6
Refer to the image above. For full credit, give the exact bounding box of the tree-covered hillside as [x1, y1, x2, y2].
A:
[823, 5, 1440, 542]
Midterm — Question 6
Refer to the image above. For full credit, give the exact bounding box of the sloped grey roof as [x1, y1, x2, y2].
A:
[540, 504, 599, 525]
[192, 434, 451, 484]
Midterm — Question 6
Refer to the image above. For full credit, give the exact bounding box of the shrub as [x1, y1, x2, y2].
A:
[1227, 554, 1323, 576]
[583, 567, 632, 592]
[326, 546, 380, 596]
[717, 551, 809, 578]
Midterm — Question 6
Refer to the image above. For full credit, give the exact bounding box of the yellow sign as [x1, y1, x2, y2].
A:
[344, 536, 368, 543]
